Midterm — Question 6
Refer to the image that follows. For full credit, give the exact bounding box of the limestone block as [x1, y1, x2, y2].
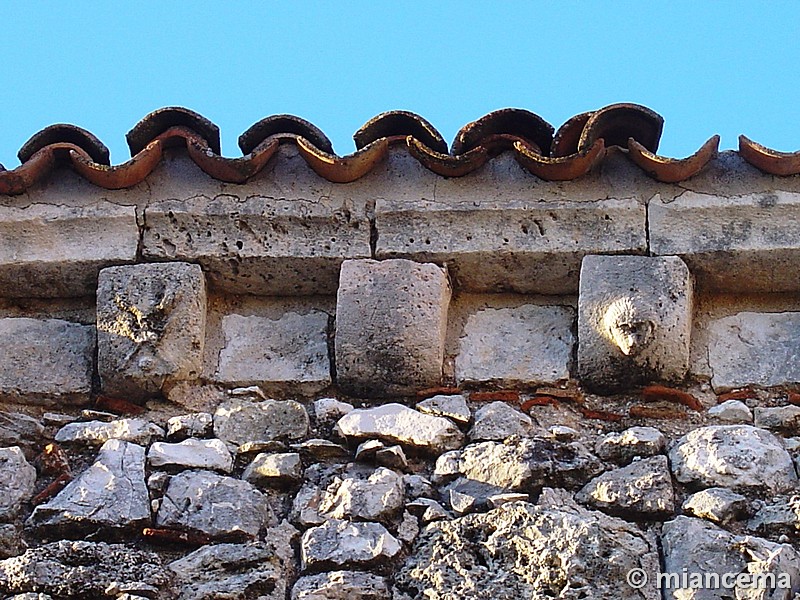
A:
[455, 305, 574, 386]
[97, 262, 206, 400]
[0, 202, 138, 298]
[0, 318, 94, 405]
[650, 190, 800, 292]
[375, 196, 646, 294]
[335, 259, 451, 397]
[707, 312, 800, 391]
[142, 194, 371, 295]
[577, 255, 693, 393]
[215, 311, 331, 395]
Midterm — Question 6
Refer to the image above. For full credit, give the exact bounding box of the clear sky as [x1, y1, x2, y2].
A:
[1, 2, 799, 166]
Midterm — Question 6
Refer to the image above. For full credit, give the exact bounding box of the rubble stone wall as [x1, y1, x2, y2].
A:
[1, 147, 800, 599]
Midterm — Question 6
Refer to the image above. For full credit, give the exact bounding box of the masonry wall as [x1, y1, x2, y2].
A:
[0, 140, 800, 599]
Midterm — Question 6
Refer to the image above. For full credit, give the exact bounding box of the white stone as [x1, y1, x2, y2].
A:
[376, 193, 646, 294]
[213, 398, 309, 446]
[313, 398, 354, 423]
[28, 440, 150, 532]
[682, 487, 748, 524]
[148, 438, 233, 473]
[55, 418, 163, 446]
[0, 318, 94, 404]
[754, 405, 800, 434]
[576, 455, 675, 517]
[316, 467, 405, 524]
[595, 426, 666, 464]
[335, 403, 464, 453]
[215, 312, 331, 395]
[142, 191, 371, 295]
[669, 425, 798, 493]
[456, 305, 574, 386]
[166, 412, 213, 440]
[96, 262, 206, 400]
[415, 394, 471, 424]
[0, 447, 36, 520]
[578, 255, 693, 392]
[300, 519, 401, 571]
[156, 470, 275, 540]
[334, 259, 451, 397]
[650, 189, 800, 292]
[0, 202, 138, 298]
[708, 400, 753, 423]
[468, 401, 533, 441]
[243, 452, 303, 486]
[292, 571, 390, 600]
[708, 312, 800, 391]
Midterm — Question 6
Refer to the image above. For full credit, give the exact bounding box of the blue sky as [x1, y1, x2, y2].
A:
[1, 2, 798, 165]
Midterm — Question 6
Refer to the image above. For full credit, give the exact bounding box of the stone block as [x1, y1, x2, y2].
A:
[97, 262, 207, 400]
[455, 305, 574, 386]
[650, 190, 800, 292]
[0, 318, 94, 404]
[335, 259, 451, 397]
[707, 312, 800, 391]
[0, 202, 138, 298]
[142, 194, 371, 295]
[375, 196, 646, 294]
[577, 255, 693, 393]
[215, 312, 331, 395]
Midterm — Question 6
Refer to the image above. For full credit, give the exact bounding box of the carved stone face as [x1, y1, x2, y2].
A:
[601, 297, 656, 356]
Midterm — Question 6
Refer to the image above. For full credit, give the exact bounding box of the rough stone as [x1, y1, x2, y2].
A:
[438, 436, 603, 502]
[213, 398, 310, 446]
[96, 262, 206, 400]
[577, 255, 693, 392]
[316, 466, 405, 524]
[456, 305, 574, 386]
[166, 412, 213, 440]
[406, 498, 449, 524]
[0, 524, 26, 559]
[28, 440, 150, 534]
[375, 193, 646, 294]
[335, 259, 451, 397]
[415, 394, 471, 424]
[747, 496, 800, 538]
[142, 192, 371, 295]
[708, 312, 800, 391]
[215, 311, 332, 395]
[0, 318, 94, 404]
[669, 425, 798, 493]
[394, 496, 660, 600]
[0, 447, 36, 521]
[293, 439, 350, 462]
[754, 405, 800, 434]
[301, 519, 401, 571]
[314, 397, 354, 423]
[0, 202, 138, 298]
[243, 452, 303, 486]
[468, 401, 533, 441]
[661, 515, 800, 600]
[147, 438, 233, 473]
[708, 399, 753, 423]
[650, 189, 800, 292]
[0, 541, 168, 598]
[292, 570, 391, 600]
[682, 487, 749, 524]
[403, 474, 435, 500]
[576, 455, 675, 517]
[335, 403, 464, 453]
[156, 470, 275, 540]
[595, 426, 667, 464]
[54, 418, 163, 446]
[0, 413, 43, 452]
[168, 522, 298, 600]
[375, 445, 408, 470]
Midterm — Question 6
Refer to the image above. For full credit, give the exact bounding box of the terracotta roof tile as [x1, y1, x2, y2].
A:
[3, 102, 796, 195]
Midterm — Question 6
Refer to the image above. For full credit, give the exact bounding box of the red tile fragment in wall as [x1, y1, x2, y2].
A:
[641, 385, 703, 412]
[32, 472, 72, 506]
[579, 407, 624, 422]
[717, 389, 755, 403]
[415, 386, 462, 399]
[469, 390, 521, 404]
